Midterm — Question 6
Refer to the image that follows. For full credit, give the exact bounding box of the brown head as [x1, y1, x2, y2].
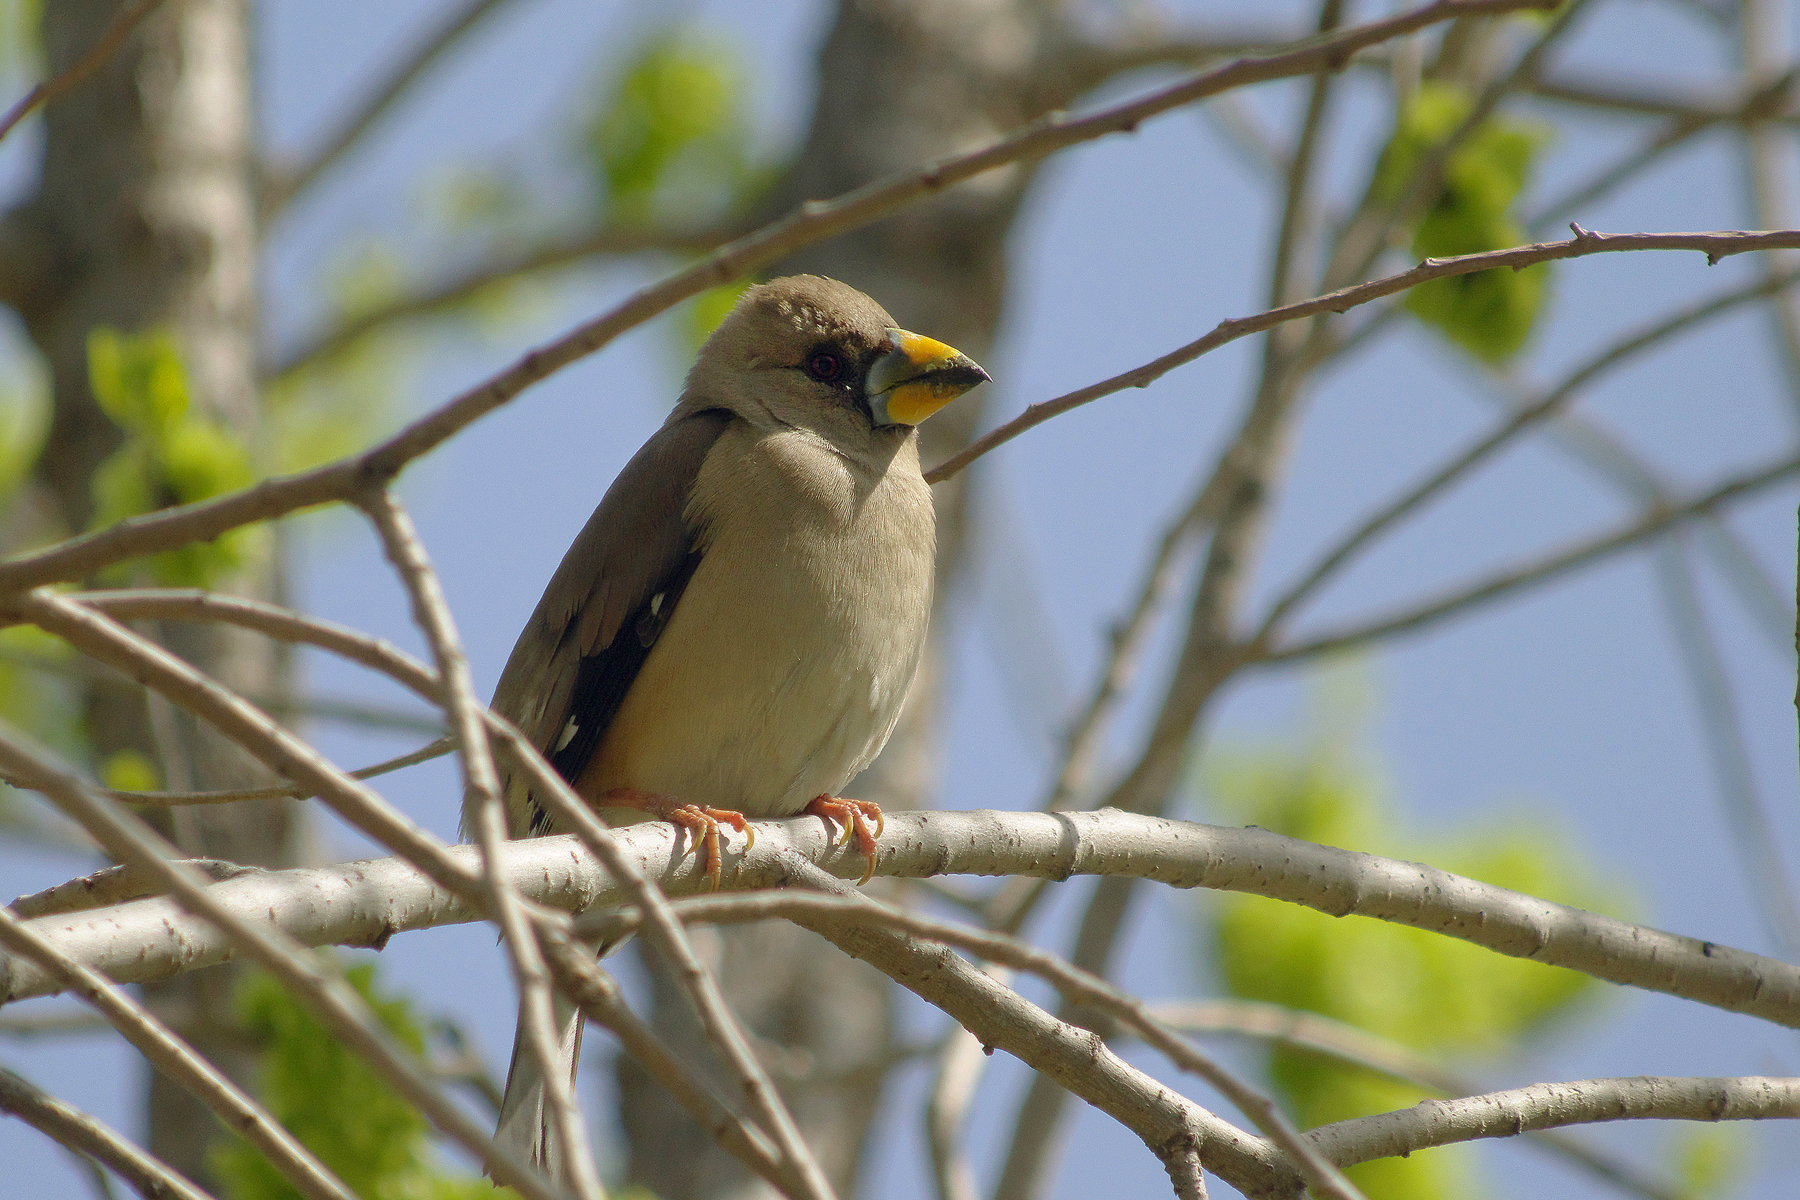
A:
[684, 275, 988, 451]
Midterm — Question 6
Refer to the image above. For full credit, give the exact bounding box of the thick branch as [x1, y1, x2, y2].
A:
[7, 811, 1796, 1028]
[1309, 1076, 1800, 1168]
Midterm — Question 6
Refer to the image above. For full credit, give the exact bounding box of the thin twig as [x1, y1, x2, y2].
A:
[267, 221, 735, 381]
[0, 0, 165, 144]
[1253, 265, 1800, 642]
[0, 906, 358, 1200]
[95, 738, 453, 807]
[1257, 452, 1800, 663]
[359, 489, 603, 1199]
[0, 0, 1554, 597]
[0, 1065, 213, 1200]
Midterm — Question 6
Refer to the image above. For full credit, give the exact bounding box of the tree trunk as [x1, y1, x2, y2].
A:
[7, 1, 305, 1187]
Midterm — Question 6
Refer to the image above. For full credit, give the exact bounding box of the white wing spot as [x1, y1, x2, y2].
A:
[554, 716, 579, 752]
[650, 592, 665, 616]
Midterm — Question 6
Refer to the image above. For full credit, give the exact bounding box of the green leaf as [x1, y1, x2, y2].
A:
[1374, 83, 1551, 363]
[214, 960, 508, 1200]
[584, 29, 751, 223]
[1669, 1125, 1750, 1199]
[99, 749, 160, 793]
[85, 326, 264, 588]
[87, 327, 190, 435]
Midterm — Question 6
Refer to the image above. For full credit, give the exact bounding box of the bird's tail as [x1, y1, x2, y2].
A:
[492, 986, 586, 1188]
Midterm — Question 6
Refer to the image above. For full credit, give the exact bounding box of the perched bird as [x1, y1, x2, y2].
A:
[479, 274, 988, 1182]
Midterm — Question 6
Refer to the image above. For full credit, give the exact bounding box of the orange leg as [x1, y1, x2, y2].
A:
[597, 788, 754, 891]
[804, 794, 885, 885]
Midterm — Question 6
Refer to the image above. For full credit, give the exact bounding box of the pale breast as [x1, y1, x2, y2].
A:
[576, 422, 935, 816]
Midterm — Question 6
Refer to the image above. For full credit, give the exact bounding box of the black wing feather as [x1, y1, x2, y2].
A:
[486, 406, 732, 839]
[544, 548, 703, 791]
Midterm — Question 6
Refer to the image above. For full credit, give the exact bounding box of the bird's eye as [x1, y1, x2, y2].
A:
[804, 350, 844, 381]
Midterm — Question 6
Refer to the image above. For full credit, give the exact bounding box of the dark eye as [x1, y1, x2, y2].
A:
[804, 350, 844, 382]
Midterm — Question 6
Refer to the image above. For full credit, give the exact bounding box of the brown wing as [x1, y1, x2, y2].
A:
[484, 407, 732, 838]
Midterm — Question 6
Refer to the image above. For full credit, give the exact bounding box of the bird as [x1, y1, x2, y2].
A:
[477, 274, 988, 1183]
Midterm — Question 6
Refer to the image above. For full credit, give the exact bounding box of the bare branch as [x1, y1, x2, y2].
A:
[1254, 266, 1800, 642]
[1529, 72, 1800, 125]
[97, 739, 452, 808]
[0, 0, 166, 144]
[1147, 1001, 1689, 1200]
[267, 221, 736, 382]
[611, 890, 1367, 1200]
[0, 0, 1555, 596]
[0, 1066, 213, 1200]
[263, 0, 517, 215]
[927, 227, 1800, 485]
[763, 857, 1291, 1200]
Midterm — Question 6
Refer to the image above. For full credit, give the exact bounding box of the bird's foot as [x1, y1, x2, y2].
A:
[598, 788, 753, 891]
[804, 794, 885, 885]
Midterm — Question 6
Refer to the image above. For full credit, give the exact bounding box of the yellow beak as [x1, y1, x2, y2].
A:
[866, 328, 989, 427]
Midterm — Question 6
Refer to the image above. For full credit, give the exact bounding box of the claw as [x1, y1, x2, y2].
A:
[598, 788, 750, 890]
[804, 794, 885, 885]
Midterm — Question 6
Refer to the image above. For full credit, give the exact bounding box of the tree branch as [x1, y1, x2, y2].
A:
[0, 905, 357, 1200]
[1253, 266, 1800, 642]
[9, 810, 1797, 1027]
[0, 728, 567, 1200]
[0, 1066, 212, 1200]
[1309, 1076, 1800, 1169]
[359, 489, 604, 1200]
[0, 0, 1554, 595]
[927, 226, 1800, 485]
[266, 221, 737, 381]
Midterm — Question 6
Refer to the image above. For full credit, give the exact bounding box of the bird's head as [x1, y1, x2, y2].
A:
[690, 275, 989, 442]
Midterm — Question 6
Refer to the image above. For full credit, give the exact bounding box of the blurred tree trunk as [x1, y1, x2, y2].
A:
[2, 0, 305, 1187]
[616, 2, 1116, 1195]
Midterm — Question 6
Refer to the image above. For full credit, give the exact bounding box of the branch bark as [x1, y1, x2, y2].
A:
[8, 811, 1795, 1028]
